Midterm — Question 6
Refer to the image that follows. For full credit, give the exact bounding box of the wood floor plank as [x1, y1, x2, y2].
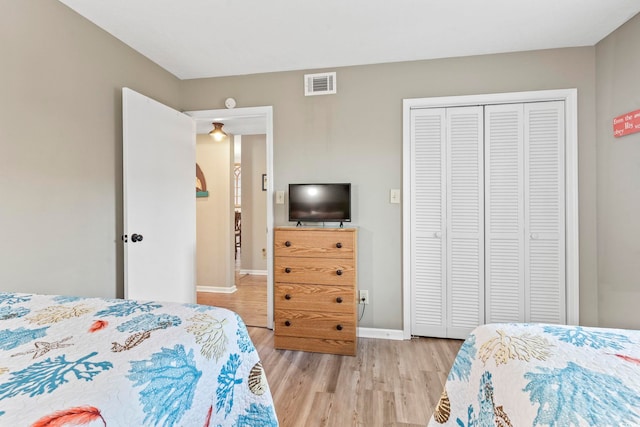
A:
[248, 327, 462, 427]
[197, 272, 267, 327]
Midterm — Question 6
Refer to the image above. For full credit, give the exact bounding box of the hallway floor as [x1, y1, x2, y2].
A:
[197, 257, 268, 327]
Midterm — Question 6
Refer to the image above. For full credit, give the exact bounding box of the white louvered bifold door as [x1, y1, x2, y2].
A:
[485, 104, 525, 323]
[410, 108, 447, 338]
[446, 106, 484, 339]
[525, 101, 566, 324]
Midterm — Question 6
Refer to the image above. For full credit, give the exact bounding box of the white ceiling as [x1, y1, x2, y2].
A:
[188, 112, 267, 136]
[58, 0, 640, 80]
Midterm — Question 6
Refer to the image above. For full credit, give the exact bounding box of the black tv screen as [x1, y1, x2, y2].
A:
[288, 183, 351, 223]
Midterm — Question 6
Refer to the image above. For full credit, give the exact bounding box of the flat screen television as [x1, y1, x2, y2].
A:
[288, 183, 351, 224]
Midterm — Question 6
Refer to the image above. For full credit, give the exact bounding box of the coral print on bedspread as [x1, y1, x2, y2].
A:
[0, 292, 278, 426]
[428, 323, 640, 426]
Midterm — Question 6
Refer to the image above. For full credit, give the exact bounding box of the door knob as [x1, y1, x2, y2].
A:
[530, 233, 539, 240]
[434, 231, 442, 238]
[131, 233, 144, 243]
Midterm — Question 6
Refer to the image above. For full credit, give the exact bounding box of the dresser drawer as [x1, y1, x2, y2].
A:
[275, 284, 355, 314]
[275, 256, 355, 285]
[274, 335, 356, 356]
[274, 229, 355, 259]
[274, 309, 355, 341]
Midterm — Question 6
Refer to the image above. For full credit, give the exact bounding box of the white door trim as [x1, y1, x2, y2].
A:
[185, 106, 275, 330]
[402, 89, 579, 339]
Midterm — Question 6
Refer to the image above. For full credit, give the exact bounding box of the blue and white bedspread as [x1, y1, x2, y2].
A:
[428, 323, 640, 427]
[0, 292, 278, 426]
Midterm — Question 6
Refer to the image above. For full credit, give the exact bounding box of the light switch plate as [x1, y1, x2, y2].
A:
[276, 190, 285, 204]
[390, 189, 401, 204]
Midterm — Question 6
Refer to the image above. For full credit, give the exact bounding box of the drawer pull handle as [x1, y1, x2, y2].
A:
[336, 242, 342, 248]
[336, 297, 343, 303]
[284, 320, 291, 327]
[284, 241, 291, 247]
[285, 294, 291, 300]
[284, 267, 291, 274]
[336, 269, 343, 276]
[336, 324, 343, 331]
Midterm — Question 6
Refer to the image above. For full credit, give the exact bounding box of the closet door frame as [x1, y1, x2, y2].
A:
[402, 89, 579, 340]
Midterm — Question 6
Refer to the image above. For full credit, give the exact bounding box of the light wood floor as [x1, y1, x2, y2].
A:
[249, 327, 462, 427]
[197, 272, 268, 327]
[196, 255, 461, 425]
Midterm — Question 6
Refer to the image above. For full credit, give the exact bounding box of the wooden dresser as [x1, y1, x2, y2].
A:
[273, 227, 357, 356]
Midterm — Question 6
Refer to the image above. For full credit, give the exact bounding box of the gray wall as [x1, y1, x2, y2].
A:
[596, 13, 640, 328]
[196, 134, 233, 288]
[181, 47, 599, 329]
[0, 0, 180, 298]
[240, 135, 268, 272]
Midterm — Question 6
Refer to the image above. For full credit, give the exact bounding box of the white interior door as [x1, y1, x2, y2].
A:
[524, 101, 566, 323]
[123, 88, 196, 304]
[485, 103, 525, 323]
[410, 108, 447, 338]
[410, 106, 484, 339]
[446, 106, 484, 339]
[404, 90, 579, 339]
[485, 101, 566, 324]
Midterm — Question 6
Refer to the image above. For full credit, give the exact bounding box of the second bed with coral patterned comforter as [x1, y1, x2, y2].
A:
[428, 323, 640, 426]
[0, 292, 278, 426]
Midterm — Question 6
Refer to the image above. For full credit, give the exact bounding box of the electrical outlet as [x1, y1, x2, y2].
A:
[276, 191, 285, 204]
[359, 290, 369, 305]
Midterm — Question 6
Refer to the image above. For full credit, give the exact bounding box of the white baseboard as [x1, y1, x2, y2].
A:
[239, 269, 267, 276]
[196, 285, 238, 294]
[357, 327, 405, 340]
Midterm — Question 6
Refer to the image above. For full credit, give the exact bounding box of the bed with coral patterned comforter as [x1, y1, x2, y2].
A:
[428, 323, 640, 427]
[0, 292, 278, 426]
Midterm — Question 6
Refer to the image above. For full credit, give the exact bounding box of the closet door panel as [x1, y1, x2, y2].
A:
[484, 104, 525, 323]
[410, 108, 447, 337]
[525, 101, 566, 324]
[446, 106, 484, 339]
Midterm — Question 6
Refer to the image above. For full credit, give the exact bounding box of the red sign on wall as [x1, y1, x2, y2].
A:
[613, 109, 640, 138]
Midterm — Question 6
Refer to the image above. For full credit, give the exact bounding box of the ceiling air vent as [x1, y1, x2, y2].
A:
[304, 72, 337, 96]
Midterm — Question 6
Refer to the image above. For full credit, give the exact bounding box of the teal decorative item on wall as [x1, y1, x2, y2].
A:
[196, 163, 209, 198]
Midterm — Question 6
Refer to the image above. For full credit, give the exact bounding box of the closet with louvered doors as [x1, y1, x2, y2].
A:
[409, 101, 566, 339]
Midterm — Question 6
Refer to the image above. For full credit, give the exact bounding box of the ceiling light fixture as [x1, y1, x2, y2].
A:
[209, 122, 227, 141]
